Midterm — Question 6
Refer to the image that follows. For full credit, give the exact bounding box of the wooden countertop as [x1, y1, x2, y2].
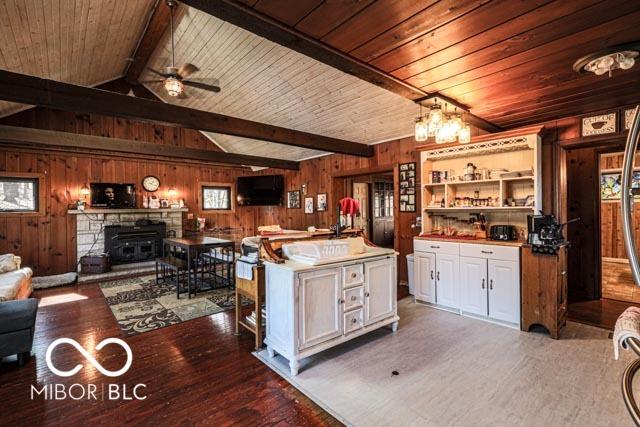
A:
[415, 236, 525, 247]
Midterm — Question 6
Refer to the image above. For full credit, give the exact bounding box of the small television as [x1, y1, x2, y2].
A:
[237, 175, 284, 206]
[90, 183, 136, 208]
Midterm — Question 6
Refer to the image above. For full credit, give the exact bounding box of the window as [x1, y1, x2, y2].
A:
[0, 177, 39, 213]
[202, 185, 231, 210]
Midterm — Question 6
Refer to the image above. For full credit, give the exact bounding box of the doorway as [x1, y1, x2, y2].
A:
[351, 175, 394, 248]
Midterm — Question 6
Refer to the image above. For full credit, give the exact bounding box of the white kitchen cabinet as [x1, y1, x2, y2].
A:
[460, 256, 488, 316]
[414, 252, 436, 303]
[488, 259, 520, 324]
[414, 238, 521, 328]
[297, 268, 343, 350]
[265, 253, 399, 376]
[364, 258, 397, 325]
[435, 253, 460, 310]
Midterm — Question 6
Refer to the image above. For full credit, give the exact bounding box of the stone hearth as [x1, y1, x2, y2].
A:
[68, 208, 188, 264]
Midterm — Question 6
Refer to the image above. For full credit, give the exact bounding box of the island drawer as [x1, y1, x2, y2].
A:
[344, 308, 364, 335]
[344, 286, 364, 311]
[343, 264, 364, 288]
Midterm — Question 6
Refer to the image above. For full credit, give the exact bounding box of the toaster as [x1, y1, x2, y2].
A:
[489, 225, 518, 241]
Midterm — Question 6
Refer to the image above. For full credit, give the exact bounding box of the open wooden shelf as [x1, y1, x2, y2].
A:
[424, 206, 534, 213]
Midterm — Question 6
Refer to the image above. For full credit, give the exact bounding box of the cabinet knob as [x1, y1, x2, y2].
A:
[437, 271, 440, 281]
[364, 292, 370, 297]
[489, 279, 493, 290]
[351, 318, 357, 324]
[481, 278, 485, 289]
[430, 245, 440, 249]
[481, 250, 493, 254]
[351, 272, 357, 279]
[351, 295, 357, 301]
[338, 298, 345, 304]
[430, 270, 434, 280]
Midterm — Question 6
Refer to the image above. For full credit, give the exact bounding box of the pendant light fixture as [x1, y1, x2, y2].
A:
[414, 104, 429, 142]
[414, 97, 472, 144]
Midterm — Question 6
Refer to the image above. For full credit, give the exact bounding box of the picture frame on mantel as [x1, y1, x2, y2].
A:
[581, 112, 617, 137]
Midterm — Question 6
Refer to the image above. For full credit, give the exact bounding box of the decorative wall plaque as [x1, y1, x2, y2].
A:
[625, 108, 637, 130]
[581, 112, 617, 137]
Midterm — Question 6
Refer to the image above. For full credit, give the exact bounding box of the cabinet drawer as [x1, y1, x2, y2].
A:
[459, 243, 519, 261]
[344, 308, 364, 335]
[344, 286, 364, 311]
[414, 239, 459, 255]
[343, 264, 364, 288]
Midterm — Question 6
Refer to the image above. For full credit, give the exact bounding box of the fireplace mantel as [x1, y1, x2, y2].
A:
[69, 208, 189, 214]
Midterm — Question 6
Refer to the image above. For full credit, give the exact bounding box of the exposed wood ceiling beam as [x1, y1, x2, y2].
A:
[125, 0, 172, 85]
[180, 0, 502, 133]
[0, 125, 299, 170]
[0, 69, 372, 157]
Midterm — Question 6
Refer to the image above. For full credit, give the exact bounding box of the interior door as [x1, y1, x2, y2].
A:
[436, 253, 460, 309]
[352, 182, 370, 234]
[460, 256, 488, 316]
[364, 258, 396, 325]
[298, 268, 343, 350]
[415, 252, 436, 303]
[487, 259, 520, 324]
[372, 180, 394, 248]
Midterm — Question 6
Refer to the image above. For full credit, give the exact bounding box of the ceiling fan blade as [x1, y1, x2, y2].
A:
[178, 63, 199, 79]
[183, 79, 221, 93]
[146, 67, 169, 78]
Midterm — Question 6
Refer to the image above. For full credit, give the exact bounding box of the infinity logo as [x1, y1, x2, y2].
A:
[45, 338, 133, 378]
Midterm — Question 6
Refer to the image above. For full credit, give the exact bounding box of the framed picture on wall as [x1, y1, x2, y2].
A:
[317, 193, 327, 211]
[287, 191, 300, 209]
[398, 162, 417, 212]
[304, 197, 314, 214]
[581, 112, 617, 137]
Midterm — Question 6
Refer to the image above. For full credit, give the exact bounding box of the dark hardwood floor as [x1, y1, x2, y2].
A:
[569, 298, 640, 331]
[0, 283, 340, 426]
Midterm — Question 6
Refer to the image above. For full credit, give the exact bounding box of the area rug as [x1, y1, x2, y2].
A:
[100, 275, 247, 336]
[255, 299, 633, 426]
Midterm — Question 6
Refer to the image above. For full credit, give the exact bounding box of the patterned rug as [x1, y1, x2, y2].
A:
[100, 275, 246, 336]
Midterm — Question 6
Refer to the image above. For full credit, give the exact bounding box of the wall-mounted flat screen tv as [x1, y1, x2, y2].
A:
[237, 175, 284, 206]
[90, 183, 136, 208]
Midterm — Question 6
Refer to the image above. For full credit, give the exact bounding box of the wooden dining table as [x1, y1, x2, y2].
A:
[163, 236, 235, 296]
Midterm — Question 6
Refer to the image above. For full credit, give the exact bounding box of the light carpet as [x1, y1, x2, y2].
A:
[256, 298, 636, 426]
[100, 274, 247, 336]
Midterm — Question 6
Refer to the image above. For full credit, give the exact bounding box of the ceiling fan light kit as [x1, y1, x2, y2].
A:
[573, 42, 640, 77]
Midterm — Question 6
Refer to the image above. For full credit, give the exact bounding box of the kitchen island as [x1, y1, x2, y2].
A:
[264, 238, 399, 375]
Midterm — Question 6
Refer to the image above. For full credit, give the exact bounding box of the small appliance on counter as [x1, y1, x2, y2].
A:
[527, 213, 579, 254]
[489, 224, 517, 241]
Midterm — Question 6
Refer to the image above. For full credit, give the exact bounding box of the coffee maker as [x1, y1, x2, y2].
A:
[527, 213, 578, 254]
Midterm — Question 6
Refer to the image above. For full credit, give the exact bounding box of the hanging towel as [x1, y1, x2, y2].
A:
[236, 260, 254, 281]
[339, 197, 360, 216]
[613, 306, 640, 360]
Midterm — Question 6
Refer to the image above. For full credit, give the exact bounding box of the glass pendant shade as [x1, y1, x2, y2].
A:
[414, 116, 429, 142]
[459, 125, 471, 143]
[429, 104, 443, 126]
[164, 77, 184, 97]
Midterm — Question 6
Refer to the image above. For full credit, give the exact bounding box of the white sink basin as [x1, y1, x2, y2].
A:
[282, 237, 369, 265]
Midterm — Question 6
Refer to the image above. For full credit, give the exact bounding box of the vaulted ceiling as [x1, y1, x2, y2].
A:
[1, 0, 640, 162]
[0, 0, 155, 117]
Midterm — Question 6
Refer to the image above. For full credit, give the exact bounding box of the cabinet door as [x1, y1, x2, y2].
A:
[460, 256, 488, 316]
[488, 259, 520, 324]
[298, 268, 343, 350]
[364, 258, 396, 325]
[436, 253, 460, 309]
[415, 252, 436, 303]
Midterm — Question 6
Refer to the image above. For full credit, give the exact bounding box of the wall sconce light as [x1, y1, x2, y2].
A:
[301, 183, 308, 196]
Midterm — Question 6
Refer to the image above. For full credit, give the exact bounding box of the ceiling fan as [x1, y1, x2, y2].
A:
[142, 0, 220, 98]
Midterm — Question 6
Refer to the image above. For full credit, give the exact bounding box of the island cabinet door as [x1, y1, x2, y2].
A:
[297, 268, 343, 350]
[487, 259, 520, 325]
[460, 256, 488, 316]
[435, 253, 460, 309]
[364, 258, 396, 326]
[415, 252, 436, 303]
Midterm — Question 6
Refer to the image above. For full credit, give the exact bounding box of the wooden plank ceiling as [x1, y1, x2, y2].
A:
[234, 0, 640, 128]
[140, 5, 424, 161]
[0, 0, 155, 118]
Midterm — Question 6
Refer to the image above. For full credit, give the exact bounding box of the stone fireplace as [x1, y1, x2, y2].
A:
[69, 208, 187, 266]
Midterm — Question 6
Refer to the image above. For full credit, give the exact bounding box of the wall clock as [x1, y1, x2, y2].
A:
[142, 175, 160, 192]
